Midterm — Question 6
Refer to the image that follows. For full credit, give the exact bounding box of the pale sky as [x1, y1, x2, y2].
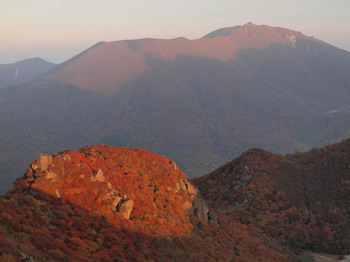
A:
[1, 0, 349, 64]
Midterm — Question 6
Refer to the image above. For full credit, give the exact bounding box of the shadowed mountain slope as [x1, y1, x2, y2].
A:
[192, 138, 350, 254]
[0, 58, 55, 88]
[0, 23, 350, 194]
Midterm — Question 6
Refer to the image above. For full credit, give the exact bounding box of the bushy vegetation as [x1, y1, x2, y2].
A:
[193, 139, 350, 255]
[0, 145, 292, 261]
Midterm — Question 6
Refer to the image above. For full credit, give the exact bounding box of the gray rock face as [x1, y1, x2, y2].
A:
[25, 256, 34, 262]
[234, 193, 254, 207]
[230, 166, 253, 195]
[229, 166, 255, 207]
[190, 193, 220, 226]
[191, 194, 209, 222]
[179, 178, 220, 226]
[208, 209, 220, 226]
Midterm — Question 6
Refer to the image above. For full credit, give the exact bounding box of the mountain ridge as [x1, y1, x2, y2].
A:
[46, 22, 333, 93]
[0, 23, 349, 194]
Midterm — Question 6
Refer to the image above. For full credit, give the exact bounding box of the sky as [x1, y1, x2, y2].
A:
[1, 0, 350, 64]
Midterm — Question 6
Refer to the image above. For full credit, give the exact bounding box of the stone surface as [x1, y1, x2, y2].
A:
[118, 199, 134, 220]
[62, 154, 71, 161]
[55, 188, 61, 198]
[46, 171, 58, 180]
[37, 154, 52, 171]
[190, 193, 219, 226]
[95, 169, 105, 182]
[229, 166, 253, 195]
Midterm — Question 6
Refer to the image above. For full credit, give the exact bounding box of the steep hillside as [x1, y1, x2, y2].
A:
[0, 58, 55, 88]
[0, 146, 293, 261]
[1, 23, 350, 194]
[192, 138, 350, 254]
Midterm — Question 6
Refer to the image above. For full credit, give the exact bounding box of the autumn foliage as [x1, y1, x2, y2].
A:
[1, 139, 349, 261]
[193, 139, 350, 256]
[0, 145, 292, 261]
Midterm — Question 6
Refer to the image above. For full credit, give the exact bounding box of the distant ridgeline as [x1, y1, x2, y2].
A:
[1, 23, 350, 195]
[0, 57, 55, 88]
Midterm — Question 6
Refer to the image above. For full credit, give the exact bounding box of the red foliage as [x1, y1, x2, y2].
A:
[0, 144, 326, 261]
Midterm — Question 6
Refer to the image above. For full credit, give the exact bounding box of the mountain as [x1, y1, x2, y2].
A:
[1, 140, 349, 260]
[0, 146, 292, 261]
[46, 22, 321, 93]
[0, 57, 56, 88]
[192, 138, 350, 254]
[1, 23, 350, 194]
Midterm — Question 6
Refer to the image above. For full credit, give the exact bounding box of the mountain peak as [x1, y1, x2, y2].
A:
[202, 22, 303, 40]
[245, 21, 256, 27]
[199, 22, 319, 54]
[45, 23, 329, 93]
[0, 57, 56, 88]
[17, 57, 48, 63]
[240, 22, 258, 30]
[12, 145, 218, 236]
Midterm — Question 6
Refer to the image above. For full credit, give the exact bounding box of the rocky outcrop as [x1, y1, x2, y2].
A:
[190, 194, 220, 226]
[12, 145, 218, 236]
[36, 154, 53, 172]
[117, 198, 134, 220]
[176, 175, 219, 225]
[90, 169, 105, 182]
[229, 166, 253, 195]
[95, 169, 105, 182]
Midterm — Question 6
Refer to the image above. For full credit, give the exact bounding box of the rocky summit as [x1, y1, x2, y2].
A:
[12, 145, 218, 236]
[0, 145, 296, 261]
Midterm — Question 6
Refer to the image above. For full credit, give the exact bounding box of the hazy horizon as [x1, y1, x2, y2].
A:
[2, 0, 350, 64]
